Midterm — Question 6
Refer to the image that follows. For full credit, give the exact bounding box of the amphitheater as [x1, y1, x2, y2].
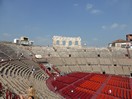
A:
[0, 40, 132, 99]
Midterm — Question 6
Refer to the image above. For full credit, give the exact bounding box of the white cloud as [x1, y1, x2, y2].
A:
[102, 23, 127, 30]
[86, 4, 93, 10]
[86, 3, 102, 15]
[91, 9, 102, 14]
[111, 23, 119, 29]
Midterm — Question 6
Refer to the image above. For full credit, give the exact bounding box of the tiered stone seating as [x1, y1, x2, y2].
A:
[101, 66, 110, 74]
[30, 45, 132, 76]
[114, 66, 124, 75]
[76, 58, 87, 65]
[111, 48, 127, 58]
[109, 66, 115, 74]
[0, 60, 61, 99]
[77, 51, 86, 57]
[117, 58, 132, 66]
[86, 58, 98, 65]
[123, 66, 130, 75]
[84, 51, 97, 58]
[0, 53, 8, 59]
[98, 48, 112, 58]
[80, 65, 92, 72]
[69, 66, 81, 72]
[99, 58, 112, 66]
[1, 42, 132, 98]
[58, 66, 71, 73]
[49, 57, 65, 66]
[0, 43, 17, 59]
[64, 58, 77, 66]
[6, 43, 32, 59]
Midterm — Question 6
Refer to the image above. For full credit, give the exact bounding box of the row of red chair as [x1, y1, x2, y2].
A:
[97, 93, 120, 99]
[60, 85, 94, 99]
[76, 87, 94, 94]
[79, 80, 101, 91]
[67, 72, 89, 78]
[102, 85, 131, 99]
[74, 79, 86, 86]
[56, 76, 78, 84]
[51, 80, 67, 91]
[107, 79, 130, 89]
[48, 72, 132, 99]
[89, 74, 108, 83]
[110, 76, 129, 83]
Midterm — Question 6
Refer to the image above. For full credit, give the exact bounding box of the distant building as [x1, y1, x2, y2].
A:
[108, 34, 132, 48]
[14, 36, 34, 46]
[52, 36, 81, 48]
[126, 34, 132, 41]
[108, 39, 131, 48]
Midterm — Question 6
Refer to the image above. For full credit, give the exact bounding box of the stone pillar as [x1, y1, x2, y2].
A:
[65, 39, 69, 47]
[72, 40, 75, 47]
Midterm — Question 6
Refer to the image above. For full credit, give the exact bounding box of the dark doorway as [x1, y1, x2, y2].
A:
[47, 67, 51, 71]
[98, 54, 100, 57]
[114, 64, 117, 66]
[131, 73, 132, 77]
[103, 71, 105, 74]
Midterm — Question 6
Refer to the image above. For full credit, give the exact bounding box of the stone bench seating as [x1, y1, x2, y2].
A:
[0, 59, 60, 98]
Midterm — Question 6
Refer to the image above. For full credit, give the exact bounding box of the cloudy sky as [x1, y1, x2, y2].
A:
[0, 0, 132, 47]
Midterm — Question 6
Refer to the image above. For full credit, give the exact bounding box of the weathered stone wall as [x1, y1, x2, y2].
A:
[52, 36, 81, 48]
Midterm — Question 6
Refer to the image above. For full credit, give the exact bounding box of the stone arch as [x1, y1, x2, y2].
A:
[56, 40, 60, 45]
[62, 40, 66, 46]
[75, 41, 78, 45]
[69, 41, 72, 46]
[52, 36, 81, 48]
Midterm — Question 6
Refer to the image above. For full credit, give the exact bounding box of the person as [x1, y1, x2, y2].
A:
[19, 94, 24, 99]
[108, 89, 112, 94]
[28, 96, 34, 99]
[27, 86, 36, 99]
[31, 66, 35, 74]
[19, 91, 25, 99]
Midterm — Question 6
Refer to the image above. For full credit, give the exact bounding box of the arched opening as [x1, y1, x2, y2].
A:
[69, 41, 72, 46]
[97, 54, 100, 57]
[62, 41, 66, 46]
[125, 54, 128, 57]
[75, 41, 78, 45]
[102, 71, 105, 74]
[47, 67, 51, 71]
[56, 40, 60, 45]
[88, 63, 91, 66]
[130, 73, 132, 77]
[114, 64, 117, 66]
[48, 53, 51, 57]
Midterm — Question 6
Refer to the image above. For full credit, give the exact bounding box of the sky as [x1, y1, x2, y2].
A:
[0, 0, 132, 47]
